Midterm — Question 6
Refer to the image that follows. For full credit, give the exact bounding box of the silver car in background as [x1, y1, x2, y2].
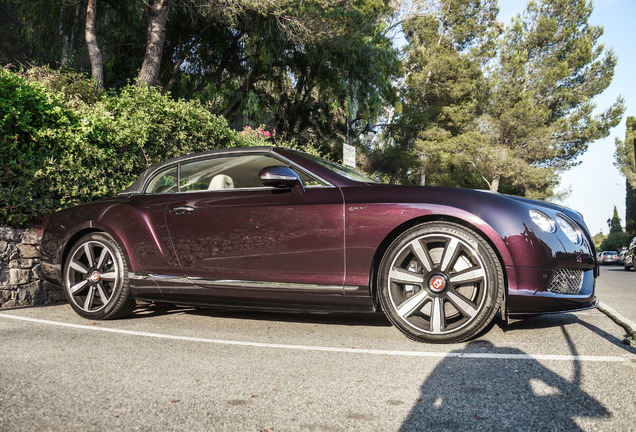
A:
[599, 251, 620, 265]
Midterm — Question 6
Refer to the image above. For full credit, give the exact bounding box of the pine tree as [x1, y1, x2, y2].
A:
[394, 0, 624, 199]
[387, 0, 499, 186]
[627, 178, 636, 237]
[615, 116, 636, 237]
[601, 205, 629, 251]
[477, 0, 624, 198]
[610, 205, 622, 234]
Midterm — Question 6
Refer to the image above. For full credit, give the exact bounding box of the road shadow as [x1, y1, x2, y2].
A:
[401, 331, 610, 431]
[131, 302, 393, 327]
[501, 313, 636, 355]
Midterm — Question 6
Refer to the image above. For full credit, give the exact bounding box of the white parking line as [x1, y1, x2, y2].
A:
[0, 312, 632, 363]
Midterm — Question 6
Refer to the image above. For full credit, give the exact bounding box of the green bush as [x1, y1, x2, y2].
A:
[0, 68, 260, 227]
[600, 232, 630, 252]
[1, 68, 82, 226]
[83, 83, 244, 182]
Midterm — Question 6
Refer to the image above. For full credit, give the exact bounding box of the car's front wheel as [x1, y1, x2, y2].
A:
[63, 232, 136, 320]
[378, 222, 504, 343]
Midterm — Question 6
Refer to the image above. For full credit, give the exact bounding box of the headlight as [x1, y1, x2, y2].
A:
[556, 214, 582, 245]
[529, 209, 555, 233]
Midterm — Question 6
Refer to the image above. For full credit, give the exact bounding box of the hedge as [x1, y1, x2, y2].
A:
[0, 68, 279, 227]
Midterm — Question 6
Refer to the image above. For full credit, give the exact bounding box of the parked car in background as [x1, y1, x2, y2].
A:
[624, 237, 636, 271]
[40, 146, 599, 343]
[599, 251, 620, 265]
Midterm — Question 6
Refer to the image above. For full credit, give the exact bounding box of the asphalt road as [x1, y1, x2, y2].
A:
[596, 264, 636, 324]
[1, 272, 635, 431]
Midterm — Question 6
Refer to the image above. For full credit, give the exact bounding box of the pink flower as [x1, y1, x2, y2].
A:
[241, 126, 271, 140]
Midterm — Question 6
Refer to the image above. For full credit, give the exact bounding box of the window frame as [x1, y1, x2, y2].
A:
[142, 151, 333, 194]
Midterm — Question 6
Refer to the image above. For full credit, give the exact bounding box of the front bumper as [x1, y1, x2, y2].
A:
[506, 267, 597, 315]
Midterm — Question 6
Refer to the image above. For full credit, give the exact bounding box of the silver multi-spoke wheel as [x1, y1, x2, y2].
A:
[66, 240, 118, 312]
[379, 222, 503, 343]
[63, 233, 135, 319]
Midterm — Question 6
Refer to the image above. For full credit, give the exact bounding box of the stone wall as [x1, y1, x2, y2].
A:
[0, 226, 65, 308]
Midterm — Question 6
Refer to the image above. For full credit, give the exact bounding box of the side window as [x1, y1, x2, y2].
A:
[145, 166, 178, 193]
[178, 154, 326, 192]
[180, 158, 218, 192]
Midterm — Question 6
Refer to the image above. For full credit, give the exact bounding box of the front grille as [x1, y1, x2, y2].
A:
[548, 269, 584, 294]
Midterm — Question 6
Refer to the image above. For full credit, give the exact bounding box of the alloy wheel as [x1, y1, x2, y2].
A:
[66, 240, 119, 313]
[379, 222, 502, 343]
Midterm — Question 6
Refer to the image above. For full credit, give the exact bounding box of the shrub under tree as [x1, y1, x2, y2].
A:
[0, 67, 278, 227]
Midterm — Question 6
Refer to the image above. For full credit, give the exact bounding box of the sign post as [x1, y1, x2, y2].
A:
[343, 143, 356, 168]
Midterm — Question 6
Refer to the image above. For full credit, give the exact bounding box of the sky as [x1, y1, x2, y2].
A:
[497, 0, 636, 236]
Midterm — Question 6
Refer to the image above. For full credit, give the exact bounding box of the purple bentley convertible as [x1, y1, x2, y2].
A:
[40, 146, 598, 343]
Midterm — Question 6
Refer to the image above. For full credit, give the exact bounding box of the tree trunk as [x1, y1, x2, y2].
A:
[85, 0, 103, 88]
[419, 153, 427, 186]
[390, 167, 399, 184]
[59, 5, 79, 67]
[490, 173, 501, 192]
[138, 0, 171, 86]
[165, 56, 186, 91]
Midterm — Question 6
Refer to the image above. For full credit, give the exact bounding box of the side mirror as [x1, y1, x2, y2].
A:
[259, 166, 305, 192]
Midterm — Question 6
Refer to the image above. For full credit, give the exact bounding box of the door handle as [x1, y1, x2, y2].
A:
[170, 206, 195, 215]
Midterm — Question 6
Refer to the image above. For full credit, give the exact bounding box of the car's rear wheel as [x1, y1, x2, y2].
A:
[378, 222, 504, 343]
[63, 232, 136, 320]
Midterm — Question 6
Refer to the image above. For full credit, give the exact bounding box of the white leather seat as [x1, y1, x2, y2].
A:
[208, 174, 234, 190]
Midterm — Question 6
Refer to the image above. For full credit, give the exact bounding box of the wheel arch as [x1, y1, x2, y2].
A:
[61, 226, 132, 274]
[368, 214, 511, 314]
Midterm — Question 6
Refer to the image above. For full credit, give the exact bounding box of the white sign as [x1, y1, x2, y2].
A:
[343, 143, 356, 168]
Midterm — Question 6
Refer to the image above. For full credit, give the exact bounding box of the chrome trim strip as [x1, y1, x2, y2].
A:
[129, 272, 191, 285]
[129, 272, 357, 292]
[189, 278, 358, 292]
[141, 185, 333, 196]
[151, 185, 333, 196]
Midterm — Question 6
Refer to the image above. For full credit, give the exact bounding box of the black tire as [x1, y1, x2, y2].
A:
[63, 232, 136, 320]
[378, 222, 504, 343]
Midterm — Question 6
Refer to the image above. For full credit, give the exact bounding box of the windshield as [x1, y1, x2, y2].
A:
[292, 151, 379, 183]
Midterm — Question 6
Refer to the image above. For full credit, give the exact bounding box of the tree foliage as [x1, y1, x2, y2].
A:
[609, 205, 622, 234]
[386, 0, 498, 186]
[1, 0, 400, 156]
[591, 231, 606, 251]
[599, 205, 629, 251]
[0, 67, 255, 227]
[383, 0, 623, 199]
[0, 0, 626, 221]
[600, 232, 630, 252]
[615, 116, 636, 237]
[483, 0, 624, 197]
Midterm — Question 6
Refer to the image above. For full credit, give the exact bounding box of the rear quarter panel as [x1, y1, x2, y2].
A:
[41, 195, 181, 284]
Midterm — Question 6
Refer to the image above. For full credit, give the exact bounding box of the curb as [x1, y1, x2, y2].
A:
[598, 301, 636, 347]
